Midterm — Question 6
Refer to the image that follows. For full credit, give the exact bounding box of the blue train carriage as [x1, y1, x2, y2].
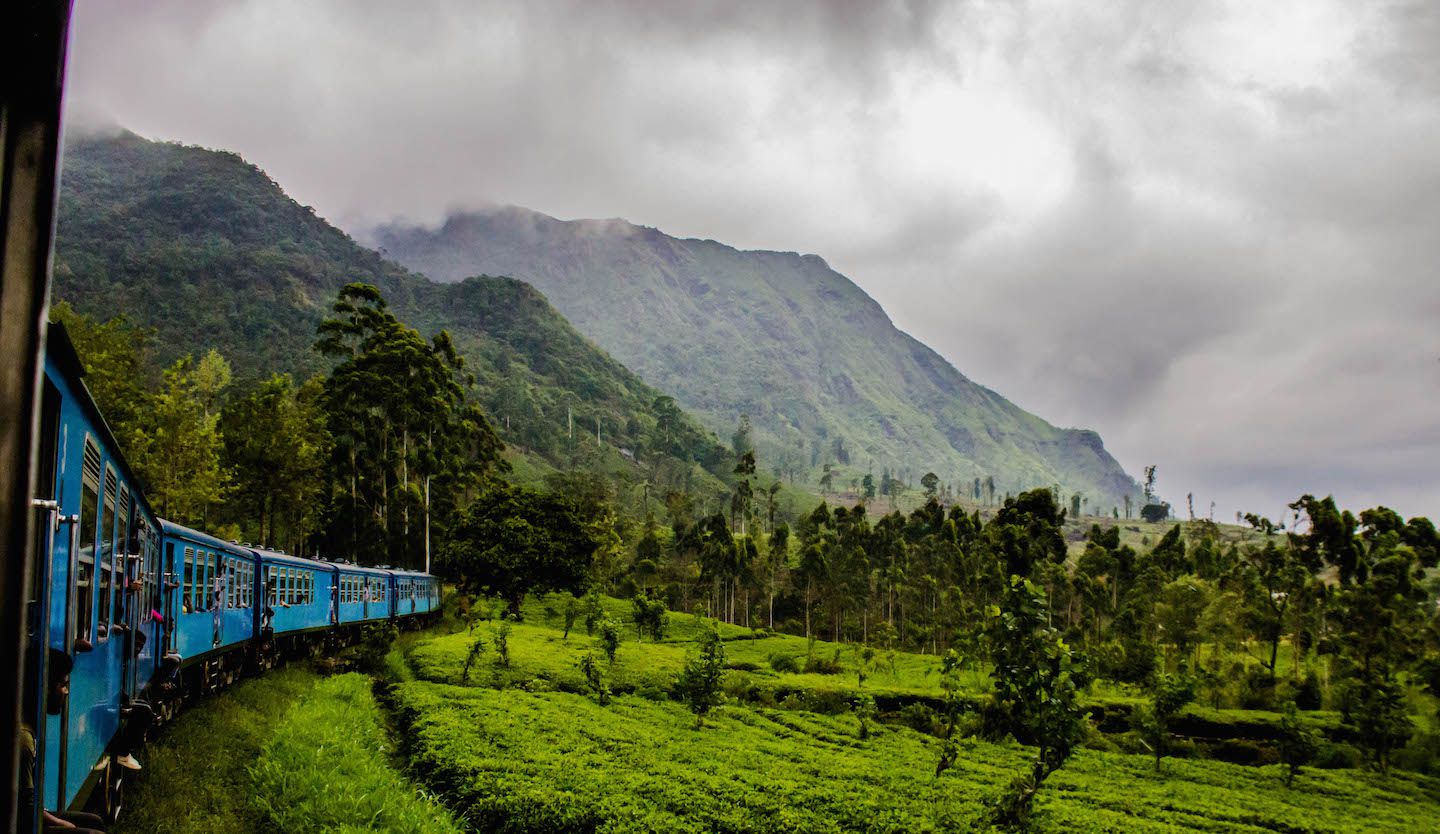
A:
[251, 547, 336, 663]
[24, 324, 166, 822]
[159, 521, 257, 692]
[334, 563, 393, 627]
[389, 568, 441, 621]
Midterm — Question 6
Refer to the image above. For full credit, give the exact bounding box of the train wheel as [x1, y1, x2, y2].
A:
[93, 758, 124, 824]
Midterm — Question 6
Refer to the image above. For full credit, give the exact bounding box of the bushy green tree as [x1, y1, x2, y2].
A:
[677, 626, 726, 728]
[49, 301, 155, 454]
[578, 652, 610, 706]
[439, 479, 596, 616]
[1278, 702, 1318, 787]
[632, 591, 668, 642]
[985, 576, 1089, 830]
[317, 283, 504, 569]
[132, 350, 232, 525]
[599, 618, 621, 664]
[1134, 670, 1196, 772]
[220, 373, 327, 552]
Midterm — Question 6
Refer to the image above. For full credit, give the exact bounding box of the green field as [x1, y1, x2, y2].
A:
[393, 681, 1440, 833]
[393, 598, 1440, 832]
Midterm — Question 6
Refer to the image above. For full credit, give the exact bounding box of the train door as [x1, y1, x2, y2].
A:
[210, 553, 222, 648]
[22, 381, 61, 834]
[117, 488, 136, 698]
[162, 543, 177, 654]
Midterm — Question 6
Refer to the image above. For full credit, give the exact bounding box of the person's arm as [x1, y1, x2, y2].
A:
[43, 809, 76, 828]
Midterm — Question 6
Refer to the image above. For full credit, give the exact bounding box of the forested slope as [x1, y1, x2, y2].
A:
[53, 132, 729, 493]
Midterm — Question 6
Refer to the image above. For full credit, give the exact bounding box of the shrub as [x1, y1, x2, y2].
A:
[1314, 742, 1363, 769]
[892, 705, 938, 737]
[492, 619, 512, 668]
[803, 650, 843, 675]
[1292, 671, 1324, 711]
[768, 653, 800, 674]
[599, 618, 621, 664]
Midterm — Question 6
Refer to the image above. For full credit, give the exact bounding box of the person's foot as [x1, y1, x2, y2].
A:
[116, 754, 142, 771]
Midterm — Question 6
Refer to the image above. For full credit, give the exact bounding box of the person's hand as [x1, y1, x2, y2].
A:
[43, 810, 76, 828]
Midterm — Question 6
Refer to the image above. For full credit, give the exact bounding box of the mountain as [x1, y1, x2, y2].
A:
[373, 208, 1141, 508]
[52, 132, 735, 507]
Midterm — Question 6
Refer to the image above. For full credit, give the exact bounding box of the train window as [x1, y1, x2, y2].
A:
[306, 571, 313, 604]
[206, 552, 217, 610]
[116, 485, 131, 623]
[76, 437, 101, 647]
[246, 564, 253, 607]
[98, 465, 116, 636]
[183, 547, 195, 613]
[228, 559, 237, 608]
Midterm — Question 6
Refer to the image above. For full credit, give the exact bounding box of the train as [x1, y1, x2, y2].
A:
[20, 323, 442, 830]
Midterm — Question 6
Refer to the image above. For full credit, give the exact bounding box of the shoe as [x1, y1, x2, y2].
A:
[116, 754, 142, 771]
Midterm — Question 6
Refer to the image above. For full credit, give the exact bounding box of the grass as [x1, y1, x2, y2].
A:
[116, 622, 459, 834]
[250, 673, 461, 833]
[114, 666, 319, 834]
[393, 681, 1440, 833]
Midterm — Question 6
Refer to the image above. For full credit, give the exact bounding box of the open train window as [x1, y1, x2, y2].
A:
[182, 547, 195, 613]
[206, 552, 216, 610]
[116, 486, 131, 623]
[75, 437, 101, 649]
[98, 465, 116, 637]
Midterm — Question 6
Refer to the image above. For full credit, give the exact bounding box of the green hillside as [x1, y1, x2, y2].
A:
[52, 132, 735, 508]
[374, 208, 1143, 508]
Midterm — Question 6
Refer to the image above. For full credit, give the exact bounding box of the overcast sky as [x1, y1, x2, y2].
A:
[64, 0, 1440, 522]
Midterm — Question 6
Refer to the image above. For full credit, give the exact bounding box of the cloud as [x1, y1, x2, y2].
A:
[62, 0, 1440, 518]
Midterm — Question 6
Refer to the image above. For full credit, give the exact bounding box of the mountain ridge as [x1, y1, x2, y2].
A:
[374, 205, 1142, 508]
[51, 131, 738, 511]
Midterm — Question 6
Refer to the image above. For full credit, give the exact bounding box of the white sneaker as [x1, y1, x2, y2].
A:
[116, 754, 142, 771]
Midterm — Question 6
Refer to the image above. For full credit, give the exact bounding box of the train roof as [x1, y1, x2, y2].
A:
[330, 562, 391, 576]
[388, 567, 436, 578]
[47, 322, 159, 524]
[158, 519, 254, 555]
[246, 546, 331, 570]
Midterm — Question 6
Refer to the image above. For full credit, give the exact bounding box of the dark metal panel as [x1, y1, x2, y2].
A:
[1, 2, 74, 831]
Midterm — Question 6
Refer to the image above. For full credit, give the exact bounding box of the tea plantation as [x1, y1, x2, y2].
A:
[392, 600, 1440, 833]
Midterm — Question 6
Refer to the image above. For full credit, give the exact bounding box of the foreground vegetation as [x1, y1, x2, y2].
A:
[251, 673, 460, 833]
[114, 667, 318, 834]
[116, 664, 457, 834]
